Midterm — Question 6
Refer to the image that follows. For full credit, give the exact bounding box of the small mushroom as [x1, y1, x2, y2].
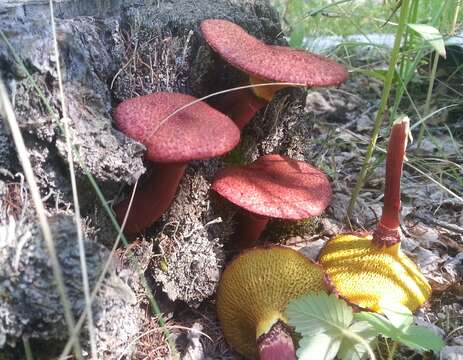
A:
[201, 19, 348, 129]
[212, 154, 332, 247]
[217, 246, 328, 359]
[318, 117, 431, 312]
[113, 92, 240, 234]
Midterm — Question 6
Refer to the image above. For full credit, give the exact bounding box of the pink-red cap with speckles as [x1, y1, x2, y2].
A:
[212, 154, 332, 219]
[201, 19, 348, 87]
[114, 92, 240, 163]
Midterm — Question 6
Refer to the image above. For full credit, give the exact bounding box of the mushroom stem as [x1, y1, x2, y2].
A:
[257, 321, 296, 360]
[373, 117, 409, 248]
[115, 162, 187, 234]
[235, 210, 269, 247]
[214, 88, 268, 130]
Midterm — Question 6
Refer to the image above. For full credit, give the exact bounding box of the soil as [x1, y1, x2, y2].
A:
[0, 0, 462, 359]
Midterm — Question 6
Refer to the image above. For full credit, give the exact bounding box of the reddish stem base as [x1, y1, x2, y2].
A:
[114, 162, 187, 234]
[257, 321, 296, 360]
[372, 117, 409, 248]
[213, 88, 268, 130]
[234, 210, 269, 248]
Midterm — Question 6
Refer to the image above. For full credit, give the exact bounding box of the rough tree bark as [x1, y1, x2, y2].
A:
[0, 0, 285, 357]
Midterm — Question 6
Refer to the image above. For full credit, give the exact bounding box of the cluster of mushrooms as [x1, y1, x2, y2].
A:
[112, 19, 432, 360]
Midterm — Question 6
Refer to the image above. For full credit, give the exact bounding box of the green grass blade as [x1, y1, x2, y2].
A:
[0, 78, 82, 359]
[47, 1, 97, 357]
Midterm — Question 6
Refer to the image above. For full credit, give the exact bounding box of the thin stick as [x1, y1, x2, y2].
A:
[412, 213, 463, 234]
[48, 1, 97, 358]
[346, 0, 411, 224]
[0, 78, 82, 358]
[344, 127, 463, 203]
[1, 29, 176, 359]
[58, 178, 139, 360]
[145, 82, 302, 141]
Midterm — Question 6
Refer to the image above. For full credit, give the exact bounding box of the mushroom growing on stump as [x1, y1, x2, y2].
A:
[212, 154, 332, 247]
[113, 92, 240, 234]
[201, 19, 348, 129]
[217, 246, 328, 359]
[318, 117, 431, 312]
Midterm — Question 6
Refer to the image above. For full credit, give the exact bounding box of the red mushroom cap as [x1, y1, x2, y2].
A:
[212, 154, 332, 219]
[201, 19, 348, 87]
[114, 92, 240, 163]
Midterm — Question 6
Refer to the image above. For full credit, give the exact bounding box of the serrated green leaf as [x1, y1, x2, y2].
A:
[356, 312, 445, 353]
[378, 300, 413, 330]
[287, 294, 380, 360]
[297, 333, 341, 360]
[398, 325, 445, 353]
[337, 321, 378, 360]
[408, 24, 446, 58]
[286, 293, 353, 338]
[354, 312, 397, 336]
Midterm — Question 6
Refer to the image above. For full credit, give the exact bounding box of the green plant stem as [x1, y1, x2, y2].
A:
[389, 0, 417, 123]
[451, 0, 461, 34]
[23, 337, 34, 360]
[389, 0, 447, 123]
[48, 1, 97, 358]
[346, 0, 411, 223]
[59, 172, 179, 360]
[387, 340, 399, 360]
[416, 50, 440, 148]
[0, 30, 177, 360]
[0, 78, 82, 359]
[342, 329, 376, 360]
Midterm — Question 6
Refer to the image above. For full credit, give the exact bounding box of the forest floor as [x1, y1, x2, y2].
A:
[133, 67, 463, 359]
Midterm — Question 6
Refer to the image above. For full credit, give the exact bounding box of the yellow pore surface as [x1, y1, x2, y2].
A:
[217, 246, 327, 359]
[249, 76, 288, 102]
[319, 234, 431, 313]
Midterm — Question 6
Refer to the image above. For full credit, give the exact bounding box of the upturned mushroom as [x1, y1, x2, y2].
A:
[212, 154, 332, 247]
[318, 117, 431, 312]
[113, 92, 240, 234]
[201, 19, 348, 129]
[217, 246, 328, 359]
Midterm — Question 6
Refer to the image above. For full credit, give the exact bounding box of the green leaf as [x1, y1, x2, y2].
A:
[379, 300, 413, 330]
[287, 0, 305, 48]
[286, 293, 353, 338]
[399, 325, 445, 353]
[289, 23, 305, 48]
[297, 333, 341, 360]
[408, 24, 446, 58]
[287, 294, 377, 360]
[354, 312, 397, 336]
[355, 312, 445, 353]
[338, 321, 378, 360]
[352, 68, 387, 83]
